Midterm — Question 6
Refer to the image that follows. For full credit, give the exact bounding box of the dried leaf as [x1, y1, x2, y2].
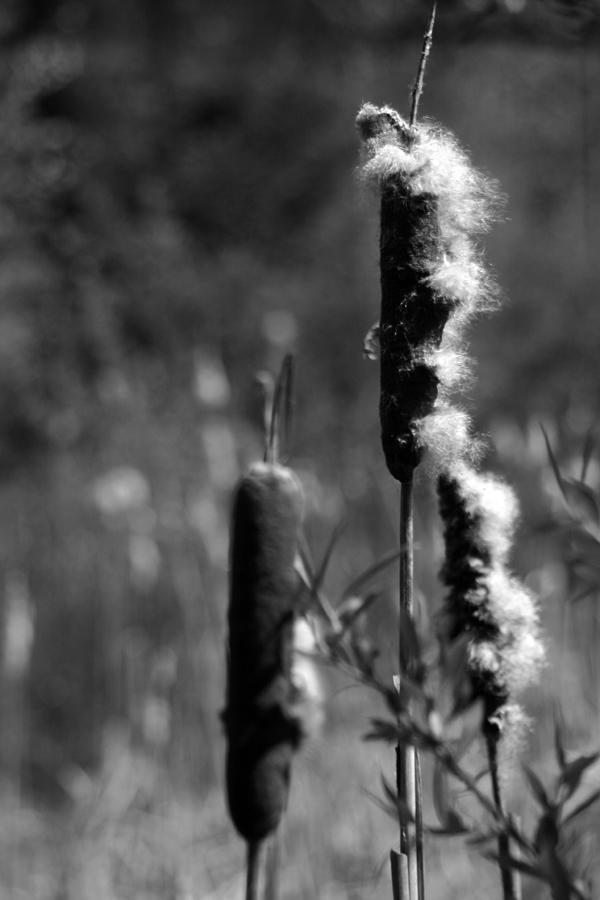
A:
[524, 766, 551, 810]
[581, 425, 597, 483]
[541, 425, 567, 503]
[381, 773, 398, 807]
[363, 718, 398, 743]
[483, 852, 546, 882]
[313, 521, 346, 593]
[571, 582, 599, 604]
[337, 591, 379, 631]
[562, 478, 600, 525]
[426, 812, 469, 836]
[563, 788, 600, 826]
[343, 548, 401, 599]
[559, 752, 599, 798]
[385, 677, 427, 715]
[467, 829, 499, 846]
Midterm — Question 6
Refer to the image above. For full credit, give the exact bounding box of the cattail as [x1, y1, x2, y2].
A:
[437, 461, 545, 900]
[356, 103, 497, 482]
[437, 462, 544, 737]
[225, 459, 305, 843]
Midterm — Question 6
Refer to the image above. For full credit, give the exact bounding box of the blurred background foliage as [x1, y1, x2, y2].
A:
[0, 0, 599, 897]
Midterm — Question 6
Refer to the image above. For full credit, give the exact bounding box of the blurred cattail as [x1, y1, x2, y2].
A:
[225, 461, 305, 842]
[437, 462, 544, 740]
[356, 103, 497, 482]
[224, 356, 306, 868]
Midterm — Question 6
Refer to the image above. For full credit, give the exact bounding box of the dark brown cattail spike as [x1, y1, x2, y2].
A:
[437, 465, 544, 900]
[357, 101, 499, 482]
[225, 356, 305, 894]
[379, 180, 447, 483]
[226, 460, 304, 841]
[356, 105, 459, 484]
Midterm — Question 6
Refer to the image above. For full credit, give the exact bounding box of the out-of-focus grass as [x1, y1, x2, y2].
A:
[3, 408, 600, 899]
[5, 635, 599, 900]
[0, 718, 502, 900]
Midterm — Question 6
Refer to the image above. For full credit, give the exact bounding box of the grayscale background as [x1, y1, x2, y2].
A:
[0, 1, 598, 898]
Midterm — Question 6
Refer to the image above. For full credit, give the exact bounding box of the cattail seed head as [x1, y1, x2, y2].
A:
[437, 466, 544, 738]
[225, 461, 305, 841]
[357, 103, 498, 482]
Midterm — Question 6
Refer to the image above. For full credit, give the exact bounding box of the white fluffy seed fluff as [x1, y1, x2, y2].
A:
[424, 344, 471, 392]
[484, 566, 545, 696]
[451, 463, 520, 564]
[358, 104, 499, 316]
[442, 466, 545, 732]
[419, 405, 481, 475]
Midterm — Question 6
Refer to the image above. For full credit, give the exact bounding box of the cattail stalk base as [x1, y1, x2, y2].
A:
[246, 840, 264, 900]
[396, 480, 422, 900]
[390, 849, 410, 900]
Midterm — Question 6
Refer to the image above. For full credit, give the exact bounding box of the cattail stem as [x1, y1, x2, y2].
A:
[410, 1, 437, 127]
[264, 832, 281, 900]
[394, 479, 423, 900]
[390, 848, 409, 900]
[246, 840, 264, 900]
[513, 815, 523, 900]
[415, 750, 425, 900]
[486, 732, 515, 900]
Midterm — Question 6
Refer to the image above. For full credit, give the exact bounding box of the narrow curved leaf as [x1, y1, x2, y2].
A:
[560, 752, 599, 798]
[563, 788, 600, 826]
[343, 548, 401, 599]
[563, 478, 600, 526]
[524, 766, 551, 809]
[541, 424, 566, 502]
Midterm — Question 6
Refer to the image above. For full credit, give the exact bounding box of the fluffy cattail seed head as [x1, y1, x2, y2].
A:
[357, 103, 498, 483]
[437, 466, 544, 738]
